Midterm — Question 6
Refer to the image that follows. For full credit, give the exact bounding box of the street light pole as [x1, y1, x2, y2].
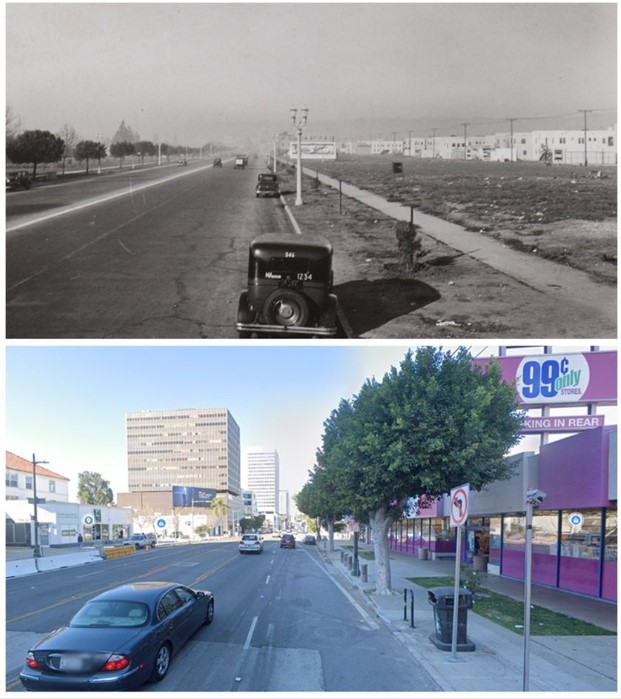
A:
[31, 454, 49, 557]
[523, 488, 546, 691]
[290, 106, 308, 206]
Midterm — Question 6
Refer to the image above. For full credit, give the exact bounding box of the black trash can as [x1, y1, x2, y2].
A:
[427, 586, 475, 652]
[392, 161, 403, 174]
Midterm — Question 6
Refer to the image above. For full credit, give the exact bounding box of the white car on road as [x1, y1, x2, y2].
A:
[239, 533, 264, 554]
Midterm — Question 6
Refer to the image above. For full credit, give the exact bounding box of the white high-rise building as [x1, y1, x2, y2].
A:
[245, 447, 279, 528]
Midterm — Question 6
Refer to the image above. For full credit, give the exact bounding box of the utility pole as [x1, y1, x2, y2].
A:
[31, 454, 49, 557]
[579, 109, 593, 166]
[461, 123, 470, 160]
[432, 128, 437, 158]
[507, 118, 517, 162]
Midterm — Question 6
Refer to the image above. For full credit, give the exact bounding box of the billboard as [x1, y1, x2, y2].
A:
[472, 351, 616, 407]
[289, 141, 337, 160]
[172, 486, 217, 508]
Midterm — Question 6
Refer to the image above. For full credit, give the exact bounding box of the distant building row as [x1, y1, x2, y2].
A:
[337, 126, 617, 165]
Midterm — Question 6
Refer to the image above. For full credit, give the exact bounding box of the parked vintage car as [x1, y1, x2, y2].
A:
[255, 173, 279, 198]
[236, 234, 338, 338]
[6, 171, 32, 191]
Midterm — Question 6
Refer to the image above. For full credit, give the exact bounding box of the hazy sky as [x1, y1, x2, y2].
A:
[6, 3, 617, 145]
[5, 343, 616, 504]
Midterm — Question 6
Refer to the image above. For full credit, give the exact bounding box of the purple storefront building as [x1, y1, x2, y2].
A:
[389, 348, 617, 602]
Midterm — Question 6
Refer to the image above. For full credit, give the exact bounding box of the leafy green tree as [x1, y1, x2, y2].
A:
[110, 141, 135, 168]
[194, 524, 209, 539]
[77, 471, 114, 505]
[6, 129, 65, 179]
[134, 140, 156, 165]
[316, 347, 524, 594]
[74, 140, 107, 174]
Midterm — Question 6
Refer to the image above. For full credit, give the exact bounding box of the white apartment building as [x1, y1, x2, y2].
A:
[5, 450, 70, 503]
[245, 447, 279, 529]
[344, 125, 616, 165]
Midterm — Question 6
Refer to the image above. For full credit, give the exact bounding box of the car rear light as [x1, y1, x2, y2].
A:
[100, 654, 130, 672]
[25, 652, 41, 669]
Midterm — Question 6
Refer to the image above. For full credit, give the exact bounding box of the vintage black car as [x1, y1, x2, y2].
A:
[6, 171, 32, 191]
[212, 157, 222, 167]
[236, 234, 338, 338]
[255, 173, 279, 198]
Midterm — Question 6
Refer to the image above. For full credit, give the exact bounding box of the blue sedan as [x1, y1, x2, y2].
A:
[19, 581, 214, 691]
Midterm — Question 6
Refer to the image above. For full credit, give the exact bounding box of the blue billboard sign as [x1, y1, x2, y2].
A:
[172, 486, 217, 508]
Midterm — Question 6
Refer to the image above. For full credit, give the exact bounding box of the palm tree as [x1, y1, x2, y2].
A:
[210, 497, 228, 536]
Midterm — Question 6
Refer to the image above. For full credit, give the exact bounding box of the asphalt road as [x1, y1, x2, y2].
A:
[6, 541, 440, 692]
[6, 161, 291, 338]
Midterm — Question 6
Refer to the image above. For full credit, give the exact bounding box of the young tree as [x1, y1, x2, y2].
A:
[77, 471, 114, 505]
[134, 140, 156, 166]
[6, 129, 65, 179]
[73, 140, 107, 174]
[6, 104, 22, 145]
[57, 123, 80, 175]
[316, 347, 524, 594]
[110, 141, 136, 169]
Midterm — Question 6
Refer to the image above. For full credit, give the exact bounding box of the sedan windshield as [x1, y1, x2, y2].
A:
[70, 600, 149, 628]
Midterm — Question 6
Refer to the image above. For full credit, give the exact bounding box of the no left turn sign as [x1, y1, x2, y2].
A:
[450, 484, 470, 527]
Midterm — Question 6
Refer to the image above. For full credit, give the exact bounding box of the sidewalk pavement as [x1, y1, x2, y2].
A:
[318, 539, 617, 694]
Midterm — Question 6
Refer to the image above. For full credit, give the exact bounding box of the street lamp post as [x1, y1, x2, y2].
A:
[31, 454, 49, 557]
[290, 107, 308, 206]
[523, 488, 546, 691]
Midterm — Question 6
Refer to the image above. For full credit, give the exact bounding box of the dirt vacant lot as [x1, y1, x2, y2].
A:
[276, 156, 616, 339]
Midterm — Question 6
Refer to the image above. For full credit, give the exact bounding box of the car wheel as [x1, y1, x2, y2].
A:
[263, 289, 310, 327]
[204, 598, 215, 625]
[149, 643, 171, 682]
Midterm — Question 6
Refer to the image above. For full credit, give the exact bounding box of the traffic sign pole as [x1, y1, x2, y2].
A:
[449, 483, 470, 659]
[451, 524, 462, 658]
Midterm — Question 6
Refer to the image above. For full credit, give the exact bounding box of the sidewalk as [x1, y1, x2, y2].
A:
[319, 539, 617, 694]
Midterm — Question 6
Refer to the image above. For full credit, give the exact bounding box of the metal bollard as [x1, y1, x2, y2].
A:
[361, 563, 368, 582]
[403, 589, 415, 627]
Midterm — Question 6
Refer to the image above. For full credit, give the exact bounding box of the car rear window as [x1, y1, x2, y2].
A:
[70, 601, 149, 628]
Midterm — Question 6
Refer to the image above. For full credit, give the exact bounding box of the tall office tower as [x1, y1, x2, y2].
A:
[126, 408, 241, 497]
[245, 447, 279, 528]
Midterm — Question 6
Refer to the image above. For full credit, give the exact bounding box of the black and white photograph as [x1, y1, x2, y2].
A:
[5, 3, 617, 339]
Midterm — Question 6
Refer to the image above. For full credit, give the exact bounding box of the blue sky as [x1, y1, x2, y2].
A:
[6, 343, 616, 504]
[6, 343, 438, 500]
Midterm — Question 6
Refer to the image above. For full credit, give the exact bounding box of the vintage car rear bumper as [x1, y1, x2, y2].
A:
[235, 321, 337, 337]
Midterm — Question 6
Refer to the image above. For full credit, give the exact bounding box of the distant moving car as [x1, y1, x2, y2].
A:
[280, 533, 296, 549]
[122, 533, 157, 550]
[303, 535, 316, 545]
[236, 234, 338, 338]
[212, 157, 222, 167]
[19, 581, 214, 691]
[6, 171, 32, 191]
[239, 533, 263, 554]
[234, 155, 246, 169]
[255, 172, 280, 198]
